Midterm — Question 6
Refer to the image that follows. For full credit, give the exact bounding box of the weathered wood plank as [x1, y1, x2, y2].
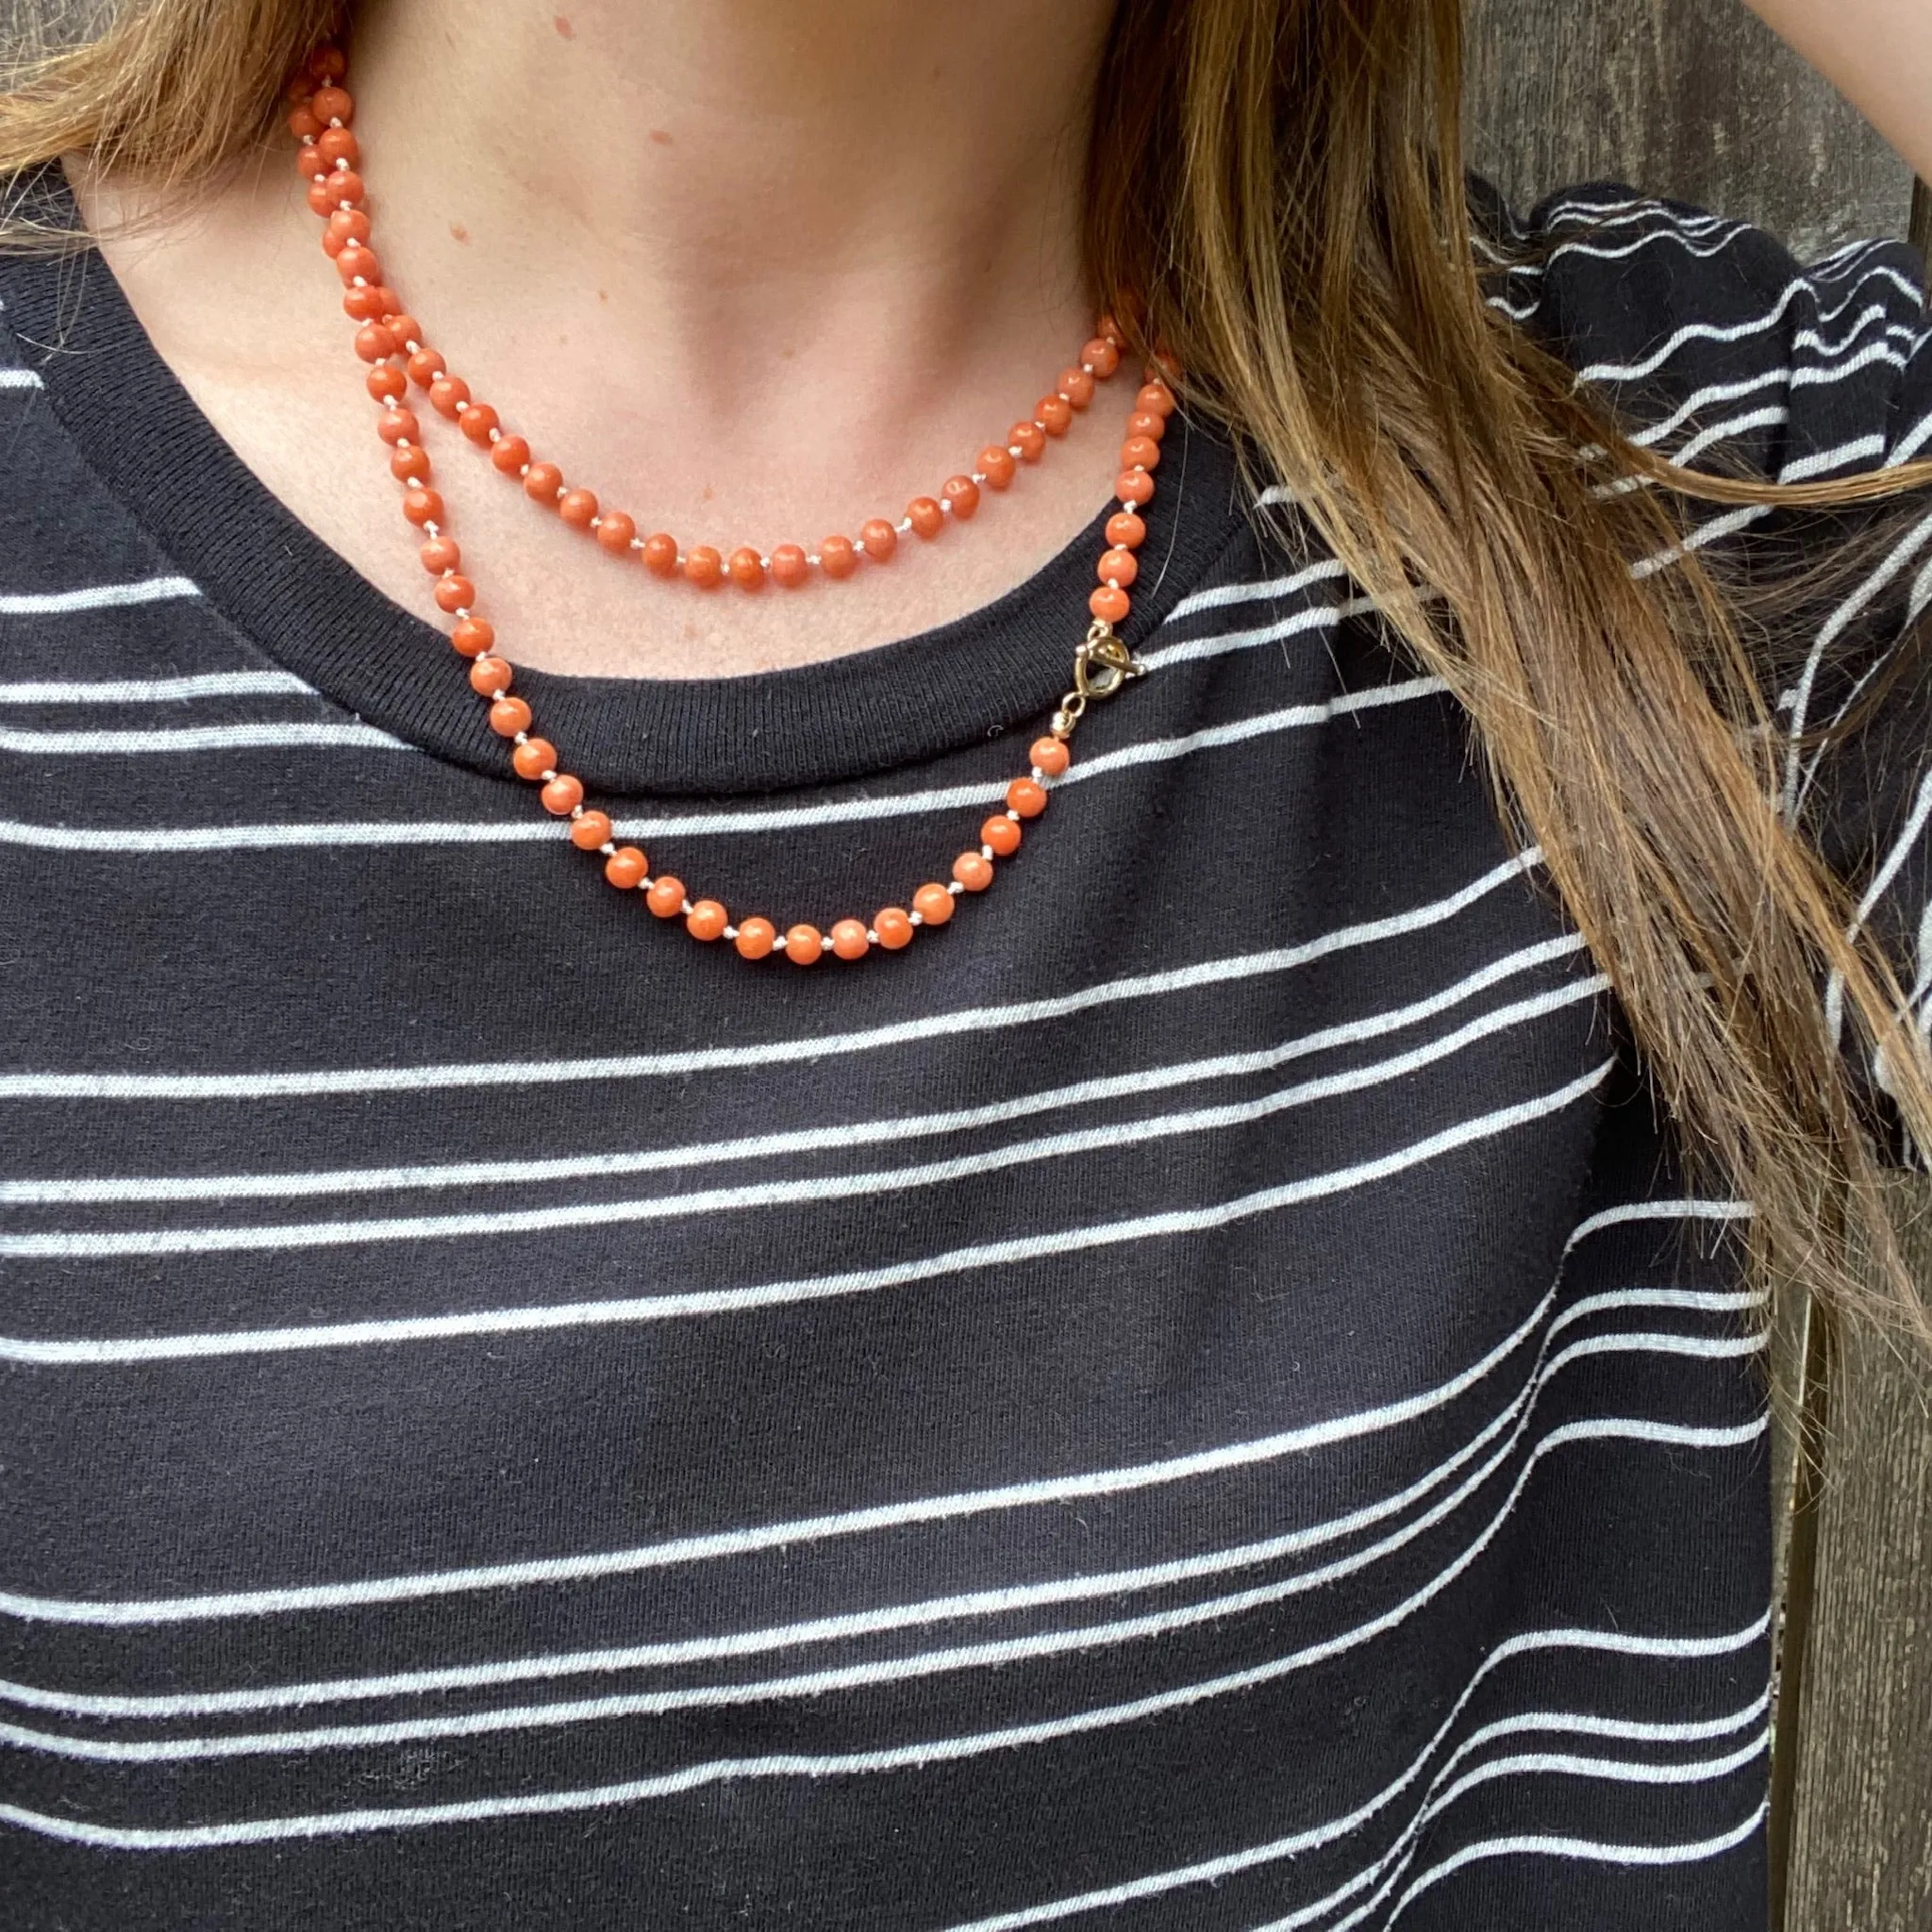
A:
[1784, 1179, 1932, 1932]
[1463, 0, 1914, 256]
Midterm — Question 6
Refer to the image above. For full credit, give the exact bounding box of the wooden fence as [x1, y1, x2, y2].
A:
[1463, 6, 1932, 1925]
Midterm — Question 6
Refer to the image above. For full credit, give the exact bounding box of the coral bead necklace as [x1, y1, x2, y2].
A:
[288, 42, 1169, 966]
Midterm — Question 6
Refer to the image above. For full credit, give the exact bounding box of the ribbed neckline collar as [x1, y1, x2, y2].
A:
[0, 181, 1245, 798]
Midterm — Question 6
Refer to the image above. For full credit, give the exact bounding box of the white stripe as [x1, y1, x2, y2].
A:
[1665, 405, 1787, 470]
[0, 848, 1543, 1100]
[1777, 432, 1890, 484]
[1, 933, 1592, 1206]
[0, 670, 313, 706]
[0, 675, 1441, 852]
[1779, 506, 1932, 816]
[1628, 370, 1789, 447]
[1574, 270, 1922, 387]
[1375, 1803, 1768, 1931]
[0, 368, 42, 390]
[1629, 504, 1774, 580]
[0, 977, 1607, 1259]
[0, 1191, 1731, 1629]
[1163, 559, 1348, 622]
[0, 575, 198, 615]
[949, 1617, 1767, 1931]
[0, 719, 408, 755]
[0, 1057, 1614, 1369]
[1824, 765, 1932, 1052]
[1136, 597, 1398, 672]
[0, 1341, 1763, 1764]
[1885, 407, 1932, 470]
[0, 1302, 1758, 1727]
[0, 1289, 1756, 1710]
[0, 1413, 1765, 1847]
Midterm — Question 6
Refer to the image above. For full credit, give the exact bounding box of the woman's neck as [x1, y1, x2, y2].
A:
[72, 0, 1127, 678]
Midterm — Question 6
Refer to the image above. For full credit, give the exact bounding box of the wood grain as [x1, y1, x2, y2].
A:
[1463, 0, 1914, 256]
[1783, 1179, 1932, 1932]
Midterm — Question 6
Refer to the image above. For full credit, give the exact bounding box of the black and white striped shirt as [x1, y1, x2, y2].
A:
[1, 186, 1928, 1930]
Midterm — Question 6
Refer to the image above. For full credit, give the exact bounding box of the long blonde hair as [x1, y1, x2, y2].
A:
[5, 0, 1932, 1348]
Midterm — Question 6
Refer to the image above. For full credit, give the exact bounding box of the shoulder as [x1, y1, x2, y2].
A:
[1481, 182, 1932, 484]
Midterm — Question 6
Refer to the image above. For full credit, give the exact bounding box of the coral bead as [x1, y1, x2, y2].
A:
[1090, 586, 1131, 625]
[683, 900, 726, 941]
[402, 487, 442, 526]
[1106, 510, 1147, 550]
[1116, 469, 1156, 506]
[981, 815, 1022, 857]
[571, 810, 613, 850]
[325, 208, 369, 250]
[941, 475, 980, 520]
[954, 852, 994, 891]
[641, 532, 678, 575]
[605, 846, 647, 890]
[597, 510, 638, 555]
[1098, 546, 1139, 588]
[420, 536, 461, 574]
[489, 696, 532, 737]
[541, 774, 584, 815]
[771, 543, 809, 587]
[1122, 435, 1162, 472]
[874, 907, 914, 950]
[1036, 395, 1073, 437]
[726, 546, 765, 588]
[433, 575, 475, 613]
[1126, 409, 1167, 443]
[468, 655, 511, 696]
[307, 176, 346, 215]
[451, 616, 494, 657]
[1057, 367, 1096, 409]
[1007, 777, 1049, 818]
[289, 107, 324, 142]
[512, 738, 557, 779]
[1136, 382, 1175, 418]
[785, 924, 824, 965]
[375, 407, 418, 445]
[908, 497, 943, 540]
[819, 535, 858, 578]
[1008, 421, 1046, 463]
[858, 519, 897, 562]
[524, 462, 564, 504]
[354, 325, 396, 363]
[365, 365, 407, 403]
[1030, 735, 1071, 777]
[406, 352, 444, 390]
[335, 245, 380, 286]
[390, 446, 432, 483]
[295, 141, 329, 180]
[385, 314, 424, 353]
[734, 917, 776, 959]
[647, 876, 687, 919]
[491, 435, 531, 475]
[342, 284, 387, 322]
[913, 884, 956, 926]
[684, 545, 724, 588]
[459, 404, 501, 443]
[1081, 337, 1121, 378]
[977, 445, 1017, 490]
[315, 126, 358, 169]
[1098, 312, 1127, 347]
[558, 489, 599, 529]
[424, 375, 466, 417]
[309, 85, 354, 125]
[830, 919, 871, 960]
[308, 45, 347, 81]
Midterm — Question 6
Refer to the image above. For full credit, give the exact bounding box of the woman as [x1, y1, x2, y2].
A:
[0, 0, 1926, 1924]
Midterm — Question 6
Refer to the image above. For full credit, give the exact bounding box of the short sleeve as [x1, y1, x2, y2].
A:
[1482, 183, 1932, 1118]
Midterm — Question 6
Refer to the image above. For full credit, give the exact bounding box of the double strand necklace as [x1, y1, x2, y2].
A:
[288, 43, 1169, 966]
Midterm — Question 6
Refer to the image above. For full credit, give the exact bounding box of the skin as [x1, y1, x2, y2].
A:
[74, 0, 1122, 678]
[68, 0, 1924, 683]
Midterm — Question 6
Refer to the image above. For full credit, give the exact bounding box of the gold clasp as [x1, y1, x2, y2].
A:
[1052, 623, 1147, 739]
